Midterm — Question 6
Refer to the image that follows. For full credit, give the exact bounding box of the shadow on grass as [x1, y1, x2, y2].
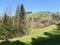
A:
[31, 32, 60, 45]
[0, 40, 27, 45]
[0, 24, 60, 45]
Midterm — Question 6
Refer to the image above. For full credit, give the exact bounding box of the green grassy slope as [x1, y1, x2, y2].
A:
[26, 12, 60, 18]
[26, 12, 49, 18]
[9, 24, 57, 44]
[0, 12, 60, 45]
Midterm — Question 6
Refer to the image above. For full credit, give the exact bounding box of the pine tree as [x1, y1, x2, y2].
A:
[3, 13, 13, 32]
[15, 4, 28, 36]
[13, 4, 21, 37]
[14, 4, 20, 32]
[15, 4, 31, 37]
[19, 4, 30, 35]
[16, 4, 26, 36]
[0, 13, 13, 39]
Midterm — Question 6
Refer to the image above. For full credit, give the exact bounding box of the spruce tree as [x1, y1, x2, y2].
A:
[17, 4, 26, 36]
[0, 13, 13, 39]
[14, 4, 20, 32]
[3, 13, 13, 32]
[19, 4, 30, 35]
[15, 4, 27, 36]
[15, 4, 31, 37]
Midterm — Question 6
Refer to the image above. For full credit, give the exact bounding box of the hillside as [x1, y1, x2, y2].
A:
[2, 24, 57, 45]
[26, 12, 60, 18]
[0, 12, 60, 45]
[0, 25, 59, 45]
[26, 12, 60, 28]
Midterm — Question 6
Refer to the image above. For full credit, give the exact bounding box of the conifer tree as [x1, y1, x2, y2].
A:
[17, 4, 26, 35]
[15, 4, 31, 37]
[19, 4, 30, 35]
[0, 13, 13, 39]
[3, 13, 13, 32]
[14, 4, 20, 32]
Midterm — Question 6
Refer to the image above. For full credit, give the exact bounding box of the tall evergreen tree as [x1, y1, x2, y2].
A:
[14, 4, 20, 32]
[13, 4, 21, 37]
[0, 13, 13, 39]
[15, 4, 31, 37]
[3, 13, 13, 32]
[19, 4, 31, 35]
[18, 4, 26, 35]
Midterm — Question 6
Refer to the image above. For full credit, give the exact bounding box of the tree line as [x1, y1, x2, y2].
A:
[0, 4, 31, 40]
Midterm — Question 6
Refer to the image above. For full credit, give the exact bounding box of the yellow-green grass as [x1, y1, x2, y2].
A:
[26, 12, 59, 18]
[0, 24, 58, 45]
[26, 12, 49, 18]
[8, 24, 57, 44]
[0, 12, 60, 45]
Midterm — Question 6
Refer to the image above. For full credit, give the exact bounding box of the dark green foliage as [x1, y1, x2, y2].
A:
[12, 40, 27, 45]
[31, 33, 60, 45]
[0, 4, 31, 40]
[2, 13, 13, 32]
[0, 13, 13, 40]
[31, 24, 60, 45]
[0, 40, 27, 45]
[13, 4, 20, 37]
[19, 4, 26, 35]
[14, 4, 31, 36]
[56, 24, 60, 30]
[19, 4, 31, 35]
[0, 40, 12, 45]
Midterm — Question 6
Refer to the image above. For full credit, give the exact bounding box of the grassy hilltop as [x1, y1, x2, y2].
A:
[26, 12, 60, 18]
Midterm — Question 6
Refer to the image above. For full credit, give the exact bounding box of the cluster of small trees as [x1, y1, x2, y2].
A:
[0, 4, 31, 40]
